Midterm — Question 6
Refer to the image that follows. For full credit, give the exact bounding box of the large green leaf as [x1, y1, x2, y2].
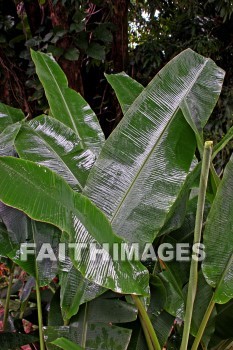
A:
[45, 291, 136, 350]
[45, 323, 132, 350]
[15, 115, 96, 191]
[60, 266, 105, 321]
[0, 102, 25, 133]
[0, 157, 148, 294]
[85, 108, 195, 251]
[14, 114, 107, 312]
[159, 257, 185, 319]
[106, 72, 201, 240]
[70, 291, 137, 324]
[84, 49, 223, 250]
[56, 73, 143, 319]
[190, 272, 217, 348]
[31, 50, 105, 157]
[147, 276, 175, 347]
[202, 154, 233, 304]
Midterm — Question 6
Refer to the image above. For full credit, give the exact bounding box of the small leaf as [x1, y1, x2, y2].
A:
[64, 48, 80, 61]
[87, 43, 105, 60]
[94, 25, 113, 43]
[105, 72, 143, 114]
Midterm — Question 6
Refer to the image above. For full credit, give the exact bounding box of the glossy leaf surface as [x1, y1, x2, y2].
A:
[59, 231, 106, 321]
[0, 122, 21, 156]
[58, 231, 105, 320]
[0, 157, 148, 294]
[31, 50, 105, 157]
[45, 324, 132, 350]
[202, 155, 233, 304]
[85, 49, 224, 249]
[15, 115, 95, 191]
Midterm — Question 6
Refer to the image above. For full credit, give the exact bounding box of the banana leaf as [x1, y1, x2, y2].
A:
[14, 114, 107, 313]
[84, 49, 224, 251]
[0, 157, 148, 294]
[45, 292, 136, 350]
[15, 115, 96, 191]
[202, 154, 233, 304]
[31, 50, 105, 157]
[105, 72, 143, 114]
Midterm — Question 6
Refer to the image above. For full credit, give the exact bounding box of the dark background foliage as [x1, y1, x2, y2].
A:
[0, 0, 232, 168]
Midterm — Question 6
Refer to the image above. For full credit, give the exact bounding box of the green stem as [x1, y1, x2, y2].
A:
[64, 319, 70, 326]
[35, 270, 45, 350]
[132, 295, 161, 350]
[139, 314, 154, 350]
[81, 303, 88, 348]
[31, 221, 45, 350]
[191, 296, 215, 350]
[192, 253, 233, 349]
[47, 284, 56, 294]
[3, 262, 15, 331]
[20, 299, 28, 319]
[180, 141, 213, 350]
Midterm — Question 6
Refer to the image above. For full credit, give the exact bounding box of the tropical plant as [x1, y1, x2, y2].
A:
[0, 48, 233, 350]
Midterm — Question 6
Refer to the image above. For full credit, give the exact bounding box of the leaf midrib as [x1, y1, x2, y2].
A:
[39, 54, 80, 138]
[110, 58, 209, 225]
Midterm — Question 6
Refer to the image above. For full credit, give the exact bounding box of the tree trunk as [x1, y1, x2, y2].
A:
[111, 0, 129, 72]
[23, 0, 42, 36]
[47, 0, 84, 95]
